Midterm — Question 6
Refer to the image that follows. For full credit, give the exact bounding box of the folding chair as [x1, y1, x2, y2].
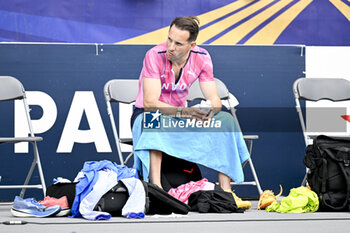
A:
[187, 78, 263, 195]
[104, 79, 139, 165]
[293, 77, 350, 185]
[0, 76, 46, 197]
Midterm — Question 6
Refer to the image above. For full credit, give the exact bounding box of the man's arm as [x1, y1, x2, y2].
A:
[143, 78, 178, 115]
[198, 80, 222, 114]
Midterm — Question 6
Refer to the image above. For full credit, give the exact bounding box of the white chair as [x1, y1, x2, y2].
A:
[0, 76, 46, 197]
[104, 79, 139, 165]
[293, 77, 350, 185]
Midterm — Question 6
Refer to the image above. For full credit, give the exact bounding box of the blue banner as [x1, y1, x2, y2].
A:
[0, 0, 349, 45]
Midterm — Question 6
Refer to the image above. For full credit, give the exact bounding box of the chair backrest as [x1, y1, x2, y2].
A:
[0, 76, 25, 101]
[187, 78, 230, 102]
[293, 78, 350, 102]
[293, 77, 350, 146]
[104, 79, 139, 104]
[0, 76, 37, 138]
[104, 79, 139, 164]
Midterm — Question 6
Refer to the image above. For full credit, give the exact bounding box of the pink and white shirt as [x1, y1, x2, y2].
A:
[135, 42, 214, 108]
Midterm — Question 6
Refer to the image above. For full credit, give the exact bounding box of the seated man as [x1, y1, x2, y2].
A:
[130, 16, 251, 209]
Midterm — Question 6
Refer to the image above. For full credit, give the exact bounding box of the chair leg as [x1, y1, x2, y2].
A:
[124, 152, 134, 165]
[20, 142, 46, 198]
[301, 168, 309, 186]
[247, 139, 263, 195]
[20, 157, 37, 198]
[247, 157, 263, 195]
[34, 142, 47, 197]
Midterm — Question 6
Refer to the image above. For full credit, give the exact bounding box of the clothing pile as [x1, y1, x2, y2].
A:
[10, 160, 244, 220]
[11, 160, 145, 220]
[167, 178, 244, 213]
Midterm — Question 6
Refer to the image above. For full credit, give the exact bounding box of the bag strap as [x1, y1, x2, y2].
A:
[141, 181, 150, 213]
[316, 135, 350, 144]
[321, 158, 327, 193]
[321, 148, 350, 210]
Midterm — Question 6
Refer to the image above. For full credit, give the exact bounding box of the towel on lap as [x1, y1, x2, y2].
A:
[132, 111, 250, 183]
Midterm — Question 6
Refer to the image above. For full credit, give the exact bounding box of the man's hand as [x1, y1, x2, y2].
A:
[182, 107, 211, 121]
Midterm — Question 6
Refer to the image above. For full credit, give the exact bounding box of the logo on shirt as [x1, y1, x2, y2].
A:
[187, 71, 196, 78]
[143, 110, 161, 129]
[161, 83, 188, 91]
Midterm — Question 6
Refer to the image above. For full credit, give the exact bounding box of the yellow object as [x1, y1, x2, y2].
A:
[225, 190, 252, 210]
[265, 186, 319, 213]
[258, 184, 283, 210]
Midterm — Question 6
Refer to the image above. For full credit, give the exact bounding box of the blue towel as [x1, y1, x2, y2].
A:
[132, 111, 250, 184]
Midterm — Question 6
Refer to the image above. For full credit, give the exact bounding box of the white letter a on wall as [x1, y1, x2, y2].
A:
[57, 91, 112, 153]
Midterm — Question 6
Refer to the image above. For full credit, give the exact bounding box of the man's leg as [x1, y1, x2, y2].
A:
[218, 172, 251, 210]
[218, 172, 231, 190]
[150, 150, 163, 189]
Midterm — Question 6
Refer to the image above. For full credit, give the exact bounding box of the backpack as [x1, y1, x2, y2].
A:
[303, 135, 350, 211]
[161, 153, 202, 192]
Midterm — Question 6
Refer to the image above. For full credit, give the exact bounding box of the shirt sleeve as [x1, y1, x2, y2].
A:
[198, 52, 215, 82]
[141, 49, 161, 79]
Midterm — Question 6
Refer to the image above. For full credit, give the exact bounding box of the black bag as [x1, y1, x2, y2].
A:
[143, 181, 190, 215]
[94, 182, 130, 216]
[46, 182, 76, 207]
[95, 181, 190, 216]
[188, 190, 243, 213]
[46, 180, 190, 216]
[303, 135, 350, 211]
[161, 153, 202, 192]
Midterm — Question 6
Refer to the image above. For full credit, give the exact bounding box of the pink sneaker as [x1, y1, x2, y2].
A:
[39, 196, 70, 217]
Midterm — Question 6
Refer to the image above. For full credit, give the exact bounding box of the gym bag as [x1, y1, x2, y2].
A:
[46, 182, 76, 207]
[161, 153, 202, 192]
[95, 181, 190, 216]
[46, 180, 190, 216]
[303, 135, 350, 211]
[94, 182, 130, 216]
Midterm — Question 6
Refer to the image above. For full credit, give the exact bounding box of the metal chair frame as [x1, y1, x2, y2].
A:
[0, 76, 46, 197]
[187, 78, 263, 195]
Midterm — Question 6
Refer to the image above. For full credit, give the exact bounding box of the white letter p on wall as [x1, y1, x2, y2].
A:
[14, 91, 57, 153]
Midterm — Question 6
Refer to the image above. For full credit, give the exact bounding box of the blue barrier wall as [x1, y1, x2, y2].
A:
[0, 44, 304, 200]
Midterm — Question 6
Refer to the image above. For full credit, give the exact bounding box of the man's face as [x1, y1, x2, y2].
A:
[166, 25, 196, 63]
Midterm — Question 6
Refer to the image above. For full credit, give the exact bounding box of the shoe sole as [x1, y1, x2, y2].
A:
[237, 204, 252, 210]
[55, 208, 70, 217]
[11, 207, 61, 218]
